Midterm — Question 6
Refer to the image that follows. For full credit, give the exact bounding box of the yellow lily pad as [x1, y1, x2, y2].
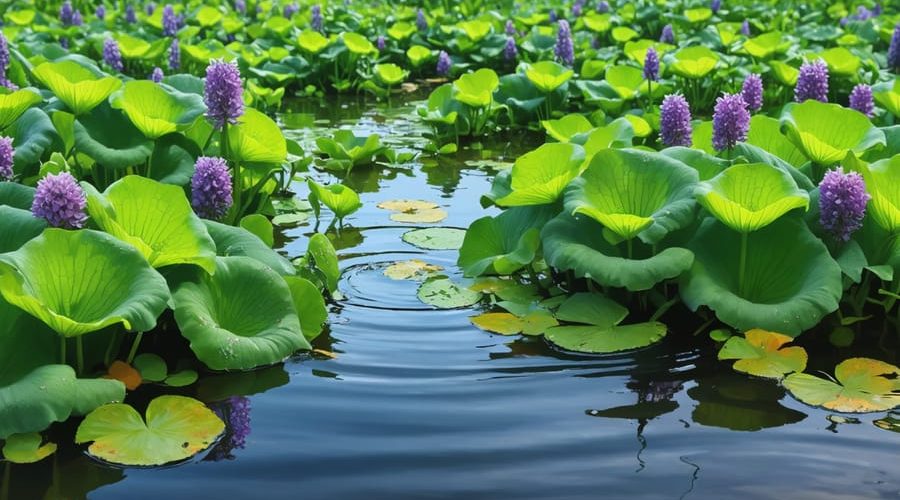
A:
[470, 310, 558, 336]
[383, 259, 444, 280]
[783, 358, 900, 413]
[718, 329, 807, 379]
[2, 432, 56, 464]
[377, 199, 448, 223]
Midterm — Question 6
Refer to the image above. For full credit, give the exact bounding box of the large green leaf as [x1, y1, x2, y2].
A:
[172, 256, 310, 370]
[204, 220, 295, 275]
[32, 61, 122, 116]
[780, 100, 885, 165]
[0, 182, 34, 208]
[0, 229, 170, 337]
[783, 358, 900, 413]
[452, 68, 499, 108]
[680, 217, 842, 336]
[494, 143, 585, 206]
[744, 115, 807, 168]
[544, 293, 667, 353]
[872, 79, 900, 118]
[541, 213, 694, 291]
[524, 61, 573, 93]
[110, 80, 206, 139]
[695, 163, 809, 233]
[564, 148, 698, 243]
[226, 108, 287, 164]
[74, 103, 153, 170]
[315, 130, 384, 166]
[741, 31, 788, 59]
[0, 88, 42, 130]
[11, 108, 60, 171]
[84, 176, 216, 273]
[75, 395, 224, 466]
[458, 205, 556, 277]
[845, 153, 900, 234]
[283, 276, 327, 340]
[540, 113, 592, 142]
[308, 179, 362, 221]
[669, 46, 718, 79]
[0, 206, 46, 252]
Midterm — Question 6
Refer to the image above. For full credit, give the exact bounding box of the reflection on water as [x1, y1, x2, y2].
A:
[6, 93, 900, 500]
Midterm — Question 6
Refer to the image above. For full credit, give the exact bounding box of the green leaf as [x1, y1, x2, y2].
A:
[307, 179, 362, 220]
[2, 432, 56, 464]
[494, 142, 585, 206]
[283, 275, 328, 340]
[172, 257, 310, 370]
[204, 220, 296, 275]
[149, 133, 200, 185]
[75, 395, 224, 466]
[133, 353, 168, 382]
[458, 205, 556, 277]
[374, 63, 408, 86]
[669, 46, 719, 79]
[695, 162, 809, 233]
[783, 358, 900, 413]
[741, 32, 788, 59]
[680, 217, 842, 336]
[84, 176, 217, 273]
[453, 68, 499, 108]
[298, 30, 330, 54]
[718, 329, 807, 379]
[603, 65, 645, 100]
[32, 61, 122, 116]
[0, 88, 42, 130]
[541, 113, 593, 142]
[110, 80, 206, 139]
[524, 61, 573, 93]
[402, 227, 467, 250]
[406, 45, 433, 67]
[74, 103, 153, 170]
[580, 117, 634, 155]
[745, 115, 808, 168]
[0, 180, 35, 208]
[545, 322, 667, 353]
[315, 130, 385, 166]
[387, 21, 416, 41]
[564, 148, 698, 243]
[306, 233, 340, 294]
[541, 213, 695, 291]
[417, 277, 481, 309]
[342, 32, 376, 55]
[240, 213, 274, 248]
[814, 47, 860, 77]
[11, 108, 60, 171]
[0, 206, 46, 253]
[0, 229, 170, 337]
[780, 100, 885, 165]
[226, 108, 287, 164]
[845, 153, 900, 234]
[872, 79, 900, 118]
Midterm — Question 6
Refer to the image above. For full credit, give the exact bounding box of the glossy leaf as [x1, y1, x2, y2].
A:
[110, 80, 206, 139]
[780, 100, 885, 165]
[494, 143, 585, 206]
[784, 358, 900, 413]
[718, 329, 807, 379]
[33, 61, 122, 116]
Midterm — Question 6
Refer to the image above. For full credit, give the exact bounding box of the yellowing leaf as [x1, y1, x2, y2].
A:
[783, 357, 900, 413]
[105, 360, 142, 391]
[377, 199, 448, 223]
[383, 259, 444, 280]
[718, 328, 807, 379]
[2, 433, 56, 464]
[470, 312, 524, 335]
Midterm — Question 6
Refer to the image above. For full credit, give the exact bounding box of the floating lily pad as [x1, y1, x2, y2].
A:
[402, 227, 467, 250]
[417, 277, 481, 309]
[545, 293, 667, 353]
[470, 310, 558, 336]
[75, 395, 225, 466]
[2, 432, 56, 464]
[783, 358, 900, 413]
[105, 361, 142, 391]
[718, 329, 807, 379]
[133, 354, 167, 383]
[384, 259, 443, 280]
[377, 199, 447, 223]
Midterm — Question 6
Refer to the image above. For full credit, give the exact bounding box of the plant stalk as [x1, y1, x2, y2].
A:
[738, 231, 748, 295]
[126, 332, 143, 364]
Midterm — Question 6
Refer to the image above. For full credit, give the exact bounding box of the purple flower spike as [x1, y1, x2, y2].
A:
[191, 156, 233, 220]
[150, 67, 164, 83]
[660, 94, 693, 147]
[283, 3, 298, 18]
[376, 35, 385, 51]
[95, 4, 106, 20]
[596, 1, 609, 13]
[125, 4, 137, 23]
[711, 0, 722, 13]
[643, 47, 659, 81]
[571, 3, 582, 17]
[660, 24, 674, 44]
[740, 20, 750, 36]
[888, 23, 900, 70]
[504, 37, 518, 62]
[505, 20, 517, 37]
[0, 32, 17, 90]
[31, 172, 87, 229]
[712, 93, 750, 151]
[168, 38, 180, 71]
[819, 168, 869, 242]
[549, 10, 557, 22]
[71, 9, 83, 26]
[436, 50, 451, 77]
[103, 37, 123, 72]
[555, 19, 574, 66]
[162, 5, 178, 36]
[794, 59, 829, 103]
[416, 9, 428, 31]
[848, 83, 874, 117]
[0, 136, 14, 181]
[146, 3, 156, 16]
[60, 1, 74, 25]
[234, 0, 246, 14]
[311, 5, 323, 32]
[204, 59, 244, 129]
[741, 73, 763, 112]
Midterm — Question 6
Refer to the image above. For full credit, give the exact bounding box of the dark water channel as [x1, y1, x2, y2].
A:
[4, 93, 899, 500]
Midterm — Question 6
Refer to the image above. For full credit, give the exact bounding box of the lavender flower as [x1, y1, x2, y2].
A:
[60, 1, 74, 25]
[311, 5, 323, 32]
[555, 20, 574, 66]
[591, 36, 601, 50]
[596, 1, 609, 13]
[848, 83, 874, 117]
[31, 172, 87, 229]
[712, 93, 750, 151]
[204, 59, 244, 129]
[168, 38, 180, 70]
[376, 35, 385, 51]
[95, 4, 106, 20]
[819, 168, 869, 242]
[125, 4, 136, 23]
[416, 9, 428, 31]
[102, 37, 123, 72]
[162, 5, 178, 36]
[888, 23, 900, 70]
[283, 3, 298, 18]
[436, 50, 451, 77]
[191, 156, 233, 220]
[740, 20, 750, 36]
[145, 3, 156, 15]
[711, 0, 722, 13]
[234, 0, 246, 14]
[794, 59, 829, 103]
[504, 37, 518, 62]
[207, 396, 251, 461]
[571, 2, 582, 17]
[0, 32, 17, 90]
[660, 94, 693, 147]
[549, 10, 557, 22]
[741, 73, 763, 112]
[72, 9, 83, 26]
[60, 37, 69, 50]
[150, 67, 164, 83]
[643, 47, 659, 81]
[660, 24, 674, 44]
[505, 20, 517, 37]
[0, 136, 13, 181]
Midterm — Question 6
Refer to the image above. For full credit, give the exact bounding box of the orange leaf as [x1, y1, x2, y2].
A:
[105, 361, 142, 390]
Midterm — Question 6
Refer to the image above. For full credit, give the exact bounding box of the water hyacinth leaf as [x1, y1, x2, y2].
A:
[375, 64, 408, 86]
[12, 108, 62, 170]
[564, 148, 698, 243]
[402, 227, 466, 250]
[85, 176, 216, 273]
[173, 256, 310, 370]
[226, 108, 287, 164]
[132, 354, 167, 383]
[718, 329, 807, 379]
[458, 205, 556, 277]
[845, 153, 900, 234]
[74, 103, 153, 170]
[239, 214, 274, 248]
[417, 277, 481, 309]
[780, 101, 885, 165]
[298, 30, 330, 53]
[470, 310, 558, 336]
[406, 45, 433, 67]
[494, 143, 585, 206]
[680, 217, 842, 336]
[343, 32, 376, 55]
[32, 61, 122, 116]
[204, 220, 295, 276]
[603, 65, 644, 100]
[744, 115, 808, 168]
[695, 163, 809, 233]
[377, 199, 447, 223]
[315, 130, 384, 166]
[384, 259, 443, 280]
[872, 79, 900, 118]
[545, 322, 667, 354]
[660, 147, 729, 181]
[541, 114, 593, 142]
[0, 229, 170, 337]
[541, 213, 695, 291]
[669, 46, 718, 79]
[308, 179, 362, 221]
[387, 21, 416, 41]
[0, 88, 42, 130]
[75, 395, 225, 466]
[783, 358, 900, 413]
[580, 118, 634, 156]
[2, 433, 56, 464]
[149, 133, 200, 186]
[814, 47, 860, 77]
[769, 61, 799, 86]
[0, 181, 35, 209]
[452, 68, 499, 108]
[742, 32, 788, 59]
[524, 61, 574, 93]
[0, 206, 46, 253]
[110, 80, 206, 139]
[282, 275, 328, 340]
[555, 293, 628, 328]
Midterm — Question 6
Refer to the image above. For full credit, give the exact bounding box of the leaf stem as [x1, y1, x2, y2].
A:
[738, 231, 748, 296]
[59, 336, 66, 365]
[126, 332, 143, 365]
[76, 336, 84, 376]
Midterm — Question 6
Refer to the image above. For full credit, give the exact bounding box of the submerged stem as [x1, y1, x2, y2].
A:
[76, 336, 84, 376]
[627, 238, 634, 260]
[126, 332, 144, 365]
[738, 231, 748, 296]
[59, 336, 66, 365]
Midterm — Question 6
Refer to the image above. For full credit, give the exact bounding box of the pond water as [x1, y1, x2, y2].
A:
[5, 94, 899, 500]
